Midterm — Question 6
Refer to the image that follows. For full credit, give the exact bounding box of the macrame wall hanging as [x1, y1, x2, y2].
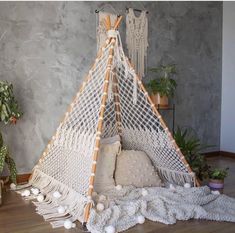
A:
[96, 11, 117, 50]
[126, 8, 148, 79]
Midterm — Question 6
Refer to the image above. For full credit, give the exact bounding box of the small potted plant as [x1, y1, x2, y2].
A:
[0, 81, 22, 204]
[208, 168, 229, 193]
[145, 64, 177, 107]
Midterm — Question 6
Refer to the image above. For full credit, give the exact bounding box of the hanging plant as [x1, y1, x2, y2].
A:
[0, 81, 22, 184]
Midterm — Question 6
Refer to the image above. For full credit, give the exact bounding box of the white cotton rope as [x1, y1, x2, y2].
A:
[107, 30, 117, 38]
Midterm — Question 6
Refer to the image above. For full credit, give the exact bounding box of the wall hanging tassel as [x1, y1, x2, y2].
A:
[126, 8, 148, 79]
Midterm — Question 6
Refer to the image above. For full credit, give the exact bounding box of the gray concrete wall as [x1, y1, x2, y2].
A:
[0, 2, 222, 173]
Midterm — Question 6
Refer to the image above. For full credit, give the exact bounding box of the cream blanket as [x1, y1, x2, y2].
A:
[87, 186, 235, 233]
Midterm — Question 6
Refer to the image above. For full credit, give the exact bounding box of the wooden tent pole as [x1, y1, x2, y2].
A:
[29, 38, 112, 181]
[84, 16, 123, 224]
[114, 16, 123, 29]
[83, 38, 117, 224]
[112, 72, 122, 136]
[126, 59, 200, 187]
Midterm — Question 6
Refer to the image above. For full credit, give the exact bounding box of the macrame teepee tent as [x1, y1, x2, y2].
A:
[29, 16, 198, 228]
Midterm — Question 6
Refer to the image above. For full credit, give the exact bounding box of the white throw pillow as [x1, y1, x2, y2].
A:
[115, 150, 162, 188]
[94, 136, 121, 193]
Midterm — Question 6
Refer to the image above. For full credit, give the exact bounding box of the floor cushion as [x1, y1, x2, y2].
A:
[115, 150, 162, 188]
[94, 135, 121, 193]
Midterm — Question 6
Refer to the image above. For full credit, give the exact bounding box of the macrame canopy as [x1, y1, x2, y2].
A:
[29, 15, 199, 229]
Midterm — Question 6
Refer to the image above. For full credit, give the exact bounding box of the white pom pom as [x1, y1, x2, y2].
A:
[22, 189, 30, 197]
[10, 183, 16, 190]
[105, 225, 115, 233]
[115, 185, 122, 191]
[57, 205, 66, 214]
[92, 191, 98, 197]
[53, 191, 62, 199]
[72, 223, 76, 228]
[137, 215, 145, 224]
[211, 190, 220, 195]
[37, 194, 44, 202]
[141, 188, 148, 196]
[98, 194, 106, 202]
[64, 219, 73, 229]
[32, 188, 39, 195]
[169, 184, 176, 190]
[96, 203, 105, 212]
[184, 183, 191, 188]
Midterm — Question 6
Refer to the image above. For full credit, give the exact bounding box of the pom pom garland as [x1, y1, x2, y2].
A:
[31, 188, 39, 195]
[184, 183, 191, 188]
[141, 188, 148, 196]
[96, 203, 105, 212]
[169, 184, 176, 190]
[10, 183, 16, 190]
[64, 219, 73, 229]
[105, 225, 115, 233]
[37, 194, 44, 202]
[211, 190, 220, 195]
[115, 185, 122, 191]
[21, 189, 30, 197]
[137, 215, 145, 224]
[53, 191, 62, 199]
[98, 194, 106, 202]
[92, 191, 98, 197]
[57, 206, 66, 214]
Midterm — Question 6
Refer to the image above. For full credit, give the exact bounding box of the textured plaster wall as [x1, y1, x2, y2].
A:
[0, 2, 222, 173]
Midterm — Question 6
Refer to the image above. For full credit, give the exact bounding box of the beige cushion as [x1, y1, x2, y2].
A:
[115, 150, 162, 188]
[94, 136, 121, 193]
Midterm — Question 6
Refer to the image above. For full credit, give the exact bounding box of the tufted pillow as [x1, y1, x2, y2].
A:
[115, 150, 162, 188]
[94, 135, 121, 193]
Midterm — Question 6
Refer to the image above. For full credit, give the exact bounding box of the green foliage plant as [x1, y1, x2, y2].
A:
[174, 127, 212, 181]
[145, 64, 177, 97]
[0, 81, 22, 184]
[209, 168, 229, 180]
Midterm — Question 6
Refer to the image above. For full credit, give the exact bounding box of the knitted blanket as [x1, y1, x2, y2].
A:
[87, 186, 235, 233]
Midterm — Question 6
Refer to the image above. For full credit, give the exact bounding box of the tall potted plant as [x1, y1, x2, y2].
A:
[0, 81, 22, 203]
[173, 127, 211, 182]
[145, 64, 177, 107]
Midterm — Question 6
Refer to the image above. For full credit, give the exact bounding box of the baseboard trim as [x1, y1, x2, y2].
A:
[0, 173, 31, 184]
[205, 151, 235, 158]
[220, 151, 235, 158]
[204, 151, 220, 157]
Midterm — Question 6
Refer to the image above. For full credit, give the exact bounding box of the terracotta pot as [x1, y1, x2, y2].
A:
[150, 93, 169, 107]
[208, 179, 224, 193]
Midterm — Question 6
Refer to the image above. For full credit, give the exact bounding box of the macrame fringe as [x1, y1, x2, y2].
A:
[126, 8, 148, 79]
[20, 169, 87, 228]
[156, 166, 196, 186]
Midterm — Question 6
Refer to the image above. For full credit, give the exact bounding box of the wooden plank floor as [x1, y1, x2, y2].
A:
[0, 157, 234, 233]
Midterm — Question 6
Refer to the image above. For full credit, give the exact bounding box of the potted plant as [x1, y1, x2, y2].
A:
[174, 127, 211, 182]
[208, 168, 229, 193]
[145, 64, 177, 107]
[0, 81, 22, 204]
